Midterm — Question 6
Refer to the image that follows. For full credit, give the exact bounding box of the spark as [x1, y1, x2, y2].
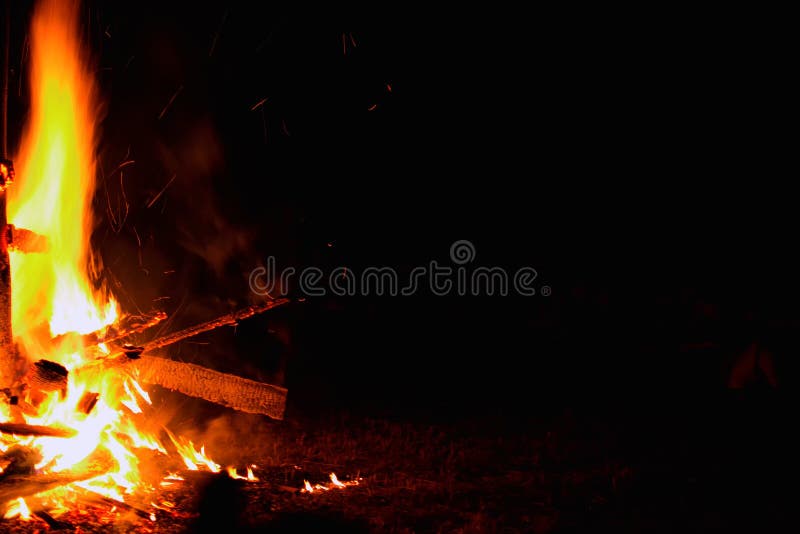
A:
[146, 174, 177, 208]
[250, 97, 269, 111]
[158, 85, 184, 120]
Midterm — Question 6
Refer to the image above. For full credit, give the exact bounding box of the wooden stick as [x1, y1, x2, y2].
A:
[50, 298, 285, 366]
[74, 299, 290, 419]
[51, 309, 168, 348]
[99, 310, 168, 346]
[72, 486, 154, 520]
[141, 298, 289, 352]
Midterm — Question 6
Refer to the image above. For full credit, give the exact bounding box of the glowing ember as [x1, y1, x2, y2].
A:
[150, 500, 175, 512]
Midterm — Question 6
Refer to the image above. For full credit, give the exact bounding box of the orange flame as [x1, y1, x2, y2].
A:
[166, 430, 221, 473]
[3, 498, 32, 521]
[8, 0, 117, 360]
[1, 0, 159, 506]
[226, 465, 260, 482]
[301, 473, 360, 493]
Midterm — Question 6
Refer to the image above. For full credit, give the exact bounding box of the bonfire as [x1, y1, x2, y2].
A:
[0, 0, 301, 525]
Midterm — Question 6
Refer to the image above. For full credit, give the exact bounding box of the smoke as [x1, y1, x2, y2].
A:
[155, 120, 254, 279]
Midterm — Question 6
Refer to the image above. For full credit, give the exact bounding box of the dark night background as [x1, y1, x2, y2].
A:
[2, 2, 797, 531]
[3, 3, 794, 413]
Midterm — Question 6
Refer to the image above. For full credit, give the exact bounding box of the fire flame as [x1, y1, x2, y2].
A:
[166, 430, 221, 473]
[3, 498, 32, 521]
[226, 465, 259, 482]
[1, 0, 246, 522]
[8, 0, 117, 356]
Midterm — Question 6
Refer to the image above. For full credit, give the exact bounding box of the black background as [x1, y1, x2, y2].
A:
[3, 2, 793, 416]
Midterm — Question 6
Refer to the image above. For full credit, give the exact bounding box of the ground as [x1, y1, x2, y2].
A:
[1, 391, 793, 533]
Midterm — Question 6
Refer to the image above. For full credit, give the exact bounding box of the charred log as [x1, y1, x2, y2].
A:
[0, 472, 100, 504]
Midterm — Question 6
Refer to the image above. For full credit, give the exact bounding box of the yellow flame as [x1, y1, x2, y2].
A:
[226, 465, 260, 482]
[247, 465, 259, 481]
[3, 498, 32, 521]
[8, 0, 117, 360]
[301, 473, 360, 493]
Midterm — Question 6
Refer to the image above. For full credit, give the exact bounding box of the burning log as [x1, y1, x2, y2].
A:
[77, 391, 99, 415]
[99, 310, 168, 345]
[80, 355, 288, 420]
[54, 299, 286, 360]
[76, 299, 290, 418]
[134, 355, 288, 419]
[0, 423, 78, 438]
[0, 472, 103, 504]
[51, 309, 168, 349]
